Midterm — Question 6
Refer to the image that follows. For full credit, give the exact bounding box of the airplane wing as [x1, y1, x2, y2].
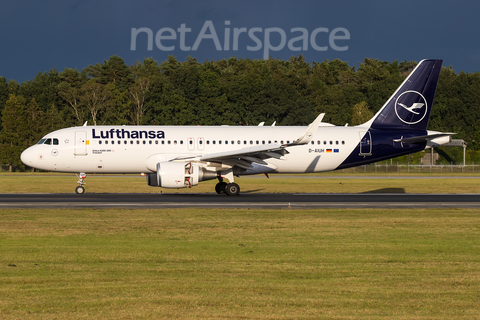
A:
[199, 144, 288, 169]
[173, 143, 289, 169]
[173, 113, 325, 169]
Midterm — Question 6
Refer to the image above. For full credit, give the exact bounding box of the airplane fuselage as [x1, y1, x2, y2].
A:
[21, 124, 426, 175]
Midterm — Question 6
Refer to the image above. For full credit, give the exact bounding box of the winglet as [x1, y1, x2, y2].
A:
[284, 113, 325, 147]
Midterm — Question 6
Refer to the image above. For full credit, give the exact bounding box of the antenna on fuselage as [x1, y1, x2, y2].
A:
[83, 121, 88, 126]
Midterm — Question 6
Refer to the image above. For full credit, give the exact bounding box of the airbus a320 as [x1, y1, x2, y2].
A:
[21, 59, 452, 195]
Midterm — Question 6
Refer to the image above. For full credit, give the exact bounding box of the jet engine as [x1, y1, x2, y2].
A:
[146, 162, 216, 188]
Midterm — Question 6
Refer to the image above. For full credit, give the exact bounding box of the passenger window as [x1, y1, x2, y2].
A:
[219, 141, 222, 145]
[238, 140, 241, 144]
[130, 141, 134, 145]
[168, 141, 171, 144]
[336, 141, 339, 145]
[161, 141, 164, 145]
[213, 140, 216, 145]
[207, 140, 210, 145]
[250, 141, 253, 145]
[99, 141, 102, 145]
[136, 141, 139, 144]
[342, 141, 345, 145]
[149, 141, 152, 145]
[155, 141, 158, 144]
[324, 141, 327, 145]
[105, 141, 109, 145]
[174, 141, 177, 145]
[112, 141, 115, 145]
[330, 141, 333, 145]
[124, 141, 127, 144]
[180, 141, 183, 144]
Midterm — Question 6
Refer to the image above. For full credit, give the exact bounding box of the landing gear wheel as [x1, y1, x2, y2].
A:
[224, 183, 240, 196]
[75, 186, 85, 194]
[76, 173, 86, 195]
[215, 182, 228, 194]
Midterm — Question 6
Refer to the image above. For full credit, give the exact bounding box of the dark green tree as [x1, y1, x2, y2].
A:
[0, 95, 29, 171]
[0, 77, 8, 131]
[58, 68, 88, 126]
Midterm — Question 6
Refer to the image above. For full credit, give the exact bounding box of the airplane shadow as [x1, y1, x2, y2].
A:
[362, 188, 406, 194]
[242, 189, 265, 194]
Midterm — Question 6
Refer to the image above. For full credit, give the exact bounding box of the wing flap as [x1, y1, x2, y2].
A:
[199, 144, 284, 161]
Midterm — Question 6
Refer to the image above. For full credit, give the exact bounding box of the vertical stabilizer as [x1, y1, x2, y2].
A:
[364, 59, 443, 131]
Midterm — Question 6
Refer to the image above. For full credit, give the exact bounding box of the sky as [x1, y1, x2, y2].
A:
[1, 0, 479, 82]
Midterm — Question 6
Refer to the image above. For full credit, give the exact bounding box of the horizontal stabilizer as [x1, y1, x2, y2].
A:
[393, 132, 456, 144]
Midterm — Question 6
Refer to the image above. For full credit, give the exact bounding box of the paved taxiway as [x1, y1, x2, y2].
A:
[1, 193, 479, 209]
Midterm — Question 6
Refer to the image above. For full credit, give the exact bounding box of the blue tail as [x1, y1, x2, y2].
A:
[366, 59, 443, 130]
[338, 59, 445, 170]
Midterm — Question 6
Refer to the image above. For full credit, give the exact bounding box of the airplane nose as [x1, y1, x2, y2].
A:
[21, 147, 35, 166]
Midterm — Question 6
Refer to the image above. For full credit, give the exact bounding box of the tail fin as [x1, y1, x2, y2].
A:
[364, 59, 443, 131]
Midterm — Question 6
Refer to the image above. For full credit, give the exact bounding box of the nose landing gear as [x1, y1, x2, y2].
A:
[75, 173, 86, 194]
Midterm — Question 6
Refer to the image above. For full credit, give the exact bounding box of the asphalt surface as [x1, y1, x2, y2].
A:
[1, 193, 480, 209]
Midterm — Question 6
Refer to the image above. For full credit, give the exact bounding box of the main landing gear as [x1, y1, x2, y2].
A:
[75, 173, 86, 194]
[215, 175, 240, 196]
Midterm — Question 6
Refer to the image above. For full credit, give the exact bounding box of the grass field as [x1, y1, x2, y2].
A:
[1, 172, 480, 194]
[1, 208, 480, 319]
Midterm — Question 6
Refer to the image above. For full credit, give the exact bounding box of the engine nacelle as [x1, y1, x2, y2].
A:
[146, 162, 216, 188]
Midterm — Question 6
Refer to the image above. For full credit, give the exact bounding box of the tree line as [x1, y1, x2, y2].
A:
[1, 55, 479, 170]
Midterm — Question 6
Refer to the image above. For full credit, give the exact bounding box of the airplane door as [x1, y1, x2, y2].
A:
[187, 137, 195, 151]
[359, 131, 372, 156]
[75, 131, 87, 155]
[198, 137, 205, 150]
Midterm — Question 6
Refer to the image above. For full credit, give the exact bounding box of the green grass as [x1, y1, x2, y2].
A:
[1, 208, 480, 319]
[1, 172, 480, 193]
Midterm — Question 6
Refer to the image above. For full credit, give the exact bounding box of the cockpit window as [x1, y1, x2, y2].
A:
[37, 137, 59, 145]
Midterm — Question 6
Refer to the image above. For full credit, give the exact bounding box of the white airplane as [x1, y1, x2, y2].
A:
[21, 59, 453, 195]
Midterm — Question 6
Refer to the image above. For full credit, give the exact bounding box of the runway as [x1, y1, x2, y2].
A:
[1, 193, 480, 209]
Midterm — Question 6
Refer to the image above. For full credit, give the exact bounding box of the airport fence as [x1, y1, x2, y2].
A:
[339, 163, 480, 174]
